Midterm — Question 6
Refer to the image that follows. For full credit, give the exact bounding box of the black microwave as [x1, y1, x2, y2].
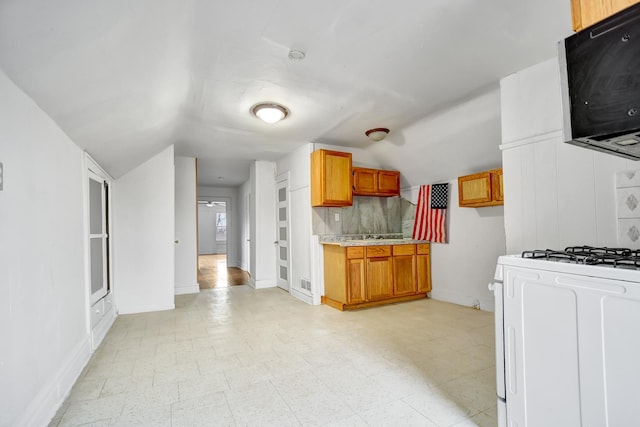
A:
[559, 2, 640, 159]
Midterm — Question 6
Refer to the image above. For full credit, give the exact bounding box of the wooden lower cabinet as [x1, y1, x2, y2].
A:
[416, 244, 432, 292]
[322, 243, 431, 310]
[366, 255, 394, 300]
[347, 258, 365, 304]
[393, 245, 417, 296]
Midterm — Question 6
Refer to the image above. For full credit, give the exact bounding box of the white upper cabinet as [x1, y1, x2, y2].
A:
[500, 58, 564, 145]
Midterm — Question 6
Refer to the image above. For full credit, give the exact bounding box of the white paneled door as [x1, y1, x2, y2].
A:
[276, 174, 290, 291]
[88, 170, 110, 305]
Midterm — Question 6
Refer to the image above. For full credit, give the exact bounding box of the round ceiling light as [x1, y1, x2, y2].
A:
[288, 50, 306, 61]
[365, 128, 390, 142]
[251, 103, 289, 124]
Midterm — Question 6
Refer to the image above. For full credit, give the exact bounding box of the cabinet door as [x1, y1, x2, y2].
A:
[311, 150, 352, 207]
[378, 170, 400, 196]
[416, 244, 431, 293]
[459, 171, 492, 206]
[393, 255, 416, 295]
[366, 257, 393, 300]
[347, 258, 366, 304]
[571, 0, 639, 31]
[352, 167, 378, 195]
[458, 169, 504, 207]
[365, 246, 393, 300]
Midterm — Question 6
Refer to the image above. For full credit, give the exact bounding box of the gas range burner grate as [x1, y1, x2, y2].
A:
[522, 247, 640, 269]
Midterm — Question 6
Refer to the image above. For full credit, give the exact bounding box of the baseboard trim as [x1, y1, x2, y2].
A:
[117, 303, 175, 315]
[175, 283, 200, 295]
[430, 290, 495, 312]
[249, 278, 277, 289]
[290, 287, 313, 305]
[18, 336, 92, 427]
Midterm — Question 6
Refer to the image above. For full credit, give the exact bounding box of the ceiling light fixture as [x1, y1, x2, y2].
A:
[288, 50, 306, 61]
[251, 103, 289, 124]
[365, 128, 390, 142]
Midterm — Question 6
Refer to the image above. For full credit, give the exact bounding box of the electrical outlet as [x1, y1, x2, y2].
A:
[334, 213, 340, 222]
[0, 162, 3, 191]
[472, 300, 481, 310]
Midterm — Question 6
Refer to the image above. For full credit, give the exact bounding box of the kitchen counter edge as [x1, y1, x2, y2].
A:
[320, 239, 430, 247]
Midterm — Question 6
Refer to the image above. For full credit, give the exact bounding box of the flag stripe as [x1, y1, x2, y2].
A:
[412, 184, 447, 243]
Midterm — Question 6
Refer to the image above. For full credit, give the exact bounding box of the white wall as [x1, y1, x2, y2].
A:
[501, 58, 635, 254]
[113, 146, 175, 314]
[0, 71, 90, 427]
[249, 161, 276, 288]
[276, 144, 314, 303]
[370, 90, 505, 311]
[402, 182, 505, 311]
[174, 157, 198, 295]
[366, 86, 503, 188]
[197, 186, 239, 266]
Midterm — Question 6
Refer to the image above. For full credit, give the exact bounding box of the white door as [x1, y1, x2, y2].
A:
[88, 170, 110, 305]
[275, 175, 290, 291]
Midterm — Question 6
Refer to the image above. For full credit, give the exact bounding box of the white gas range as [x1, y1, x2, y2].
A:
[490, 247, 640, 427]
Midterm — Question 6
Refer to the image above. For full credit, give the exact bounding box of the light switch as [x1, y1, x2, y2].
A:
[334, 213, 340, 222]
[0, 162, 3, 191]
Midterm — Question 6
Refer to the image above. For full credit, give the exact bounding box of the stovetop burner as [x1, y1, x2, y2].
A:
[522, 246, 640, 269]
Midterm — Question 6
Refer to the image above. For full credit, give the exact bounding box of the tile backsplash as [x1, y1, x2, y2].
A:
[615, 170, 640, 249]
[312, 196, 416, 236]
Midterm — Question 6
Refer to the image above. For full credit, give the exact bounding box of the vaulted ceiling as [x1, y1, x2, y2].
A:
[0, 0, 571, 185]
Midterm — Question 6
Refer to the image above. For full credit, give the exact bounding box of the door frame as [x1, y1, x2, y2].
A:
[83, 153, 114, 345]
[197, 196, 231, 263]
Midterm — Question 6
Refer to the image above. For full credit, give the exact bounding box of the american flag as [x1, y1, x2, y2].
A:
[412, 184, 448, 243]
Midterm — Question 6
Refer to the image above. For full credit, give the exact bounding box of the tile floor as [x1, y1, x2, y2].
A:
[50, 287, 497, 426]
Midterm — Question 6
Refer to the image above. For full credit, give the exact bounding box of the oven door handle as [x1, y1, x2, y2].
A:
[490, 281, 507, 400]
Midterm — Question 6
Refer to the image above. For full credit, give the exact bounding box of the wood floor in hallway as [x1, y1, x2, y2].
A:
[198, 254, 249, 289]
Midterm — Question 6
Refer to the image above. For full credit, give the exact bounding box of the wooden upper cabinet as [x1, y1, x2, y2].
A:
[378, 170, 400, 195]
[352, 167, 377, 194]
[571, 0, 639, 31]
[458, 168, 503, 208]
[311, 149, 353, 207]
[352, 167, 400, 197]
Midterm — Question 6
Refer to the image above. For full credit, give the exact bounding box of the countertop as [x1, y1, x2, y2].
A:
[319, 234, 429, 247]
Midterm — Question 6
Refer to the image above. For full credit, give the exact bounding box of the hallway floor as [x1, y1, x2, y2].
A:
[50, 287, 497, 426]
[198, 254, 249, 289]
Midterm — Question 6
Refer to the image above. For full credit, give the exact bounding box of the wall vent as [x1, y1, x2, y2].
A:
[300, 279, 311, 291]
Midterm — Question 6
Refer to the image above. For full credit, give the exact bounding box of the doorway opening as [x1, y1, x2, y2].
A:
[197, 200, 247, 288]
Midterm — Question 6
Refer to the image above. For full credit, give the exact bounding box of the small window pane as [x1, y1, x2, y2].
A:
[280, 266, 288, 280]
[279, 187, 286, 202]
[90, 238, 104, 294]
[279, 227, 287, 241]
[280, 247, 287, 261]
[279, 207, 286, 221]
[89, 179, 103, 234]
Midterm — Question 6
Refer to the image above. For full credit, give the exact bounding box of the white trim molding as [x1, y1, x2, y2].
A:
[18, 337, 92, 427]
[250, 278, 277, 289]
[175, 283, 200, 295]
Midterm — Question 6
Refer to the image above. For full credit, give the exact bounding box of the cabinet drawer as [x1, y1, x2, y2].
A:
[90, 299, 104, 328]
[417, 244, 430, 255]
[346, 247, 364, 259]
[393, 244, 415, 256]
[103, 293, 113, 314]
[366, 246, 391, 258]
